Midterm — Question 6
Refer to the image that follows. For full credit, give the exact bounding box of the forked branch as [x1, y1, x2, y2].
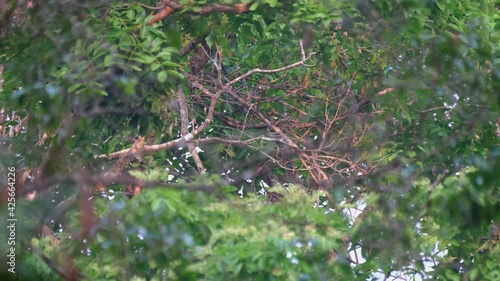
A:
[96, 43, 315, 160]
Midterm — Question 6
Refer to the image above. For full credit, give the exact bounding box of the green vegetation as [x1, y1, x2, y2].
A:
[1, 0, 499, 280]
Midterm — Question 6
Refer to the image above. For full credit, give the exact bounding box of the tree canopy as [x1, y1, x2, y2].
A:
[1, 0, 499, 280]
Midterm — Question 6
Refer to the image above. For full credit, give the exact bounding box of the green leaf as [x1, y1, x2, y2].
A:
[265, 0, 278, 8]
[104, 55, 113, 67]
[129, 56, 146, 64]
[68, 84, 83, 93]
[135, 54, 155, 64]
[233, 262, 243, 275]
[129, 65, 143, 71]
[98, 90, 108, 96]
[167, 70, 184, 79]
[249, 2, 259, 11]
[127, 10, 135, 20]
[151, 63, 161, 71]
[157, 71, 168, 83]
[399, 102, 412, 123]
[469, 267, 480, 280]
[160, 61, 180, 68]
[151, 198, 164, 212]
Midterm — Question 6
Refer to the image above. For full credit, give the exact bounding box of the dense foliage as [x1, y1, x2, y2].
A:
[1, 0, 499, 280]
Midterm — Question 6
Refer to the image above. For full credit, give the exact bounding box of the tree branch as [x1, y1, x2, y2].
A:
[147, 0, 252, 25]
[97, 44, 315, 164]
[176, 88, 206, 174]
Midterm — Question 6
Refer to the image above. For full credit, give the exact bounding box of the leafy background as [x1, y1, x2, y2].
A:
[0, 0, 499, 280]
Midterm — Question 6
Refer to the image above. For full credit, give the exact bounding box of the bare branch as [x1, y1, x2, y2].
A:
[299, 40, 306, 61]
[177, 88, 206, 174]
[97, 45, 317, 168]
[224, 50, 316, 89]
[377, 88, 394, 96]
[193, 136, 286, 146]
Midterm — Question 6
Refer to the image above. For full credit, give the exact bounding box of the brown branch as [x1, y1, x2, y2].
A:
[239, 105, 333, 191]
[377, 88, 394, 96]
[147, 0, 252, 25]
[225, 85, 332, 192]
[209, 44, 329, 189]
[97, 84, 222, 160]
[148, 5, 176, 25]
[192, 42, 332, 191]
[196, 2, 252, 15]
[97, 136, 145, 165]
[97, 44, 316, 173]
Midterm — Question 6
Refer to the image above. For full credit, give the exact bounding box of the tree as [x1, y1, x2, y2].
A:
[1, 0, 499, 280]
